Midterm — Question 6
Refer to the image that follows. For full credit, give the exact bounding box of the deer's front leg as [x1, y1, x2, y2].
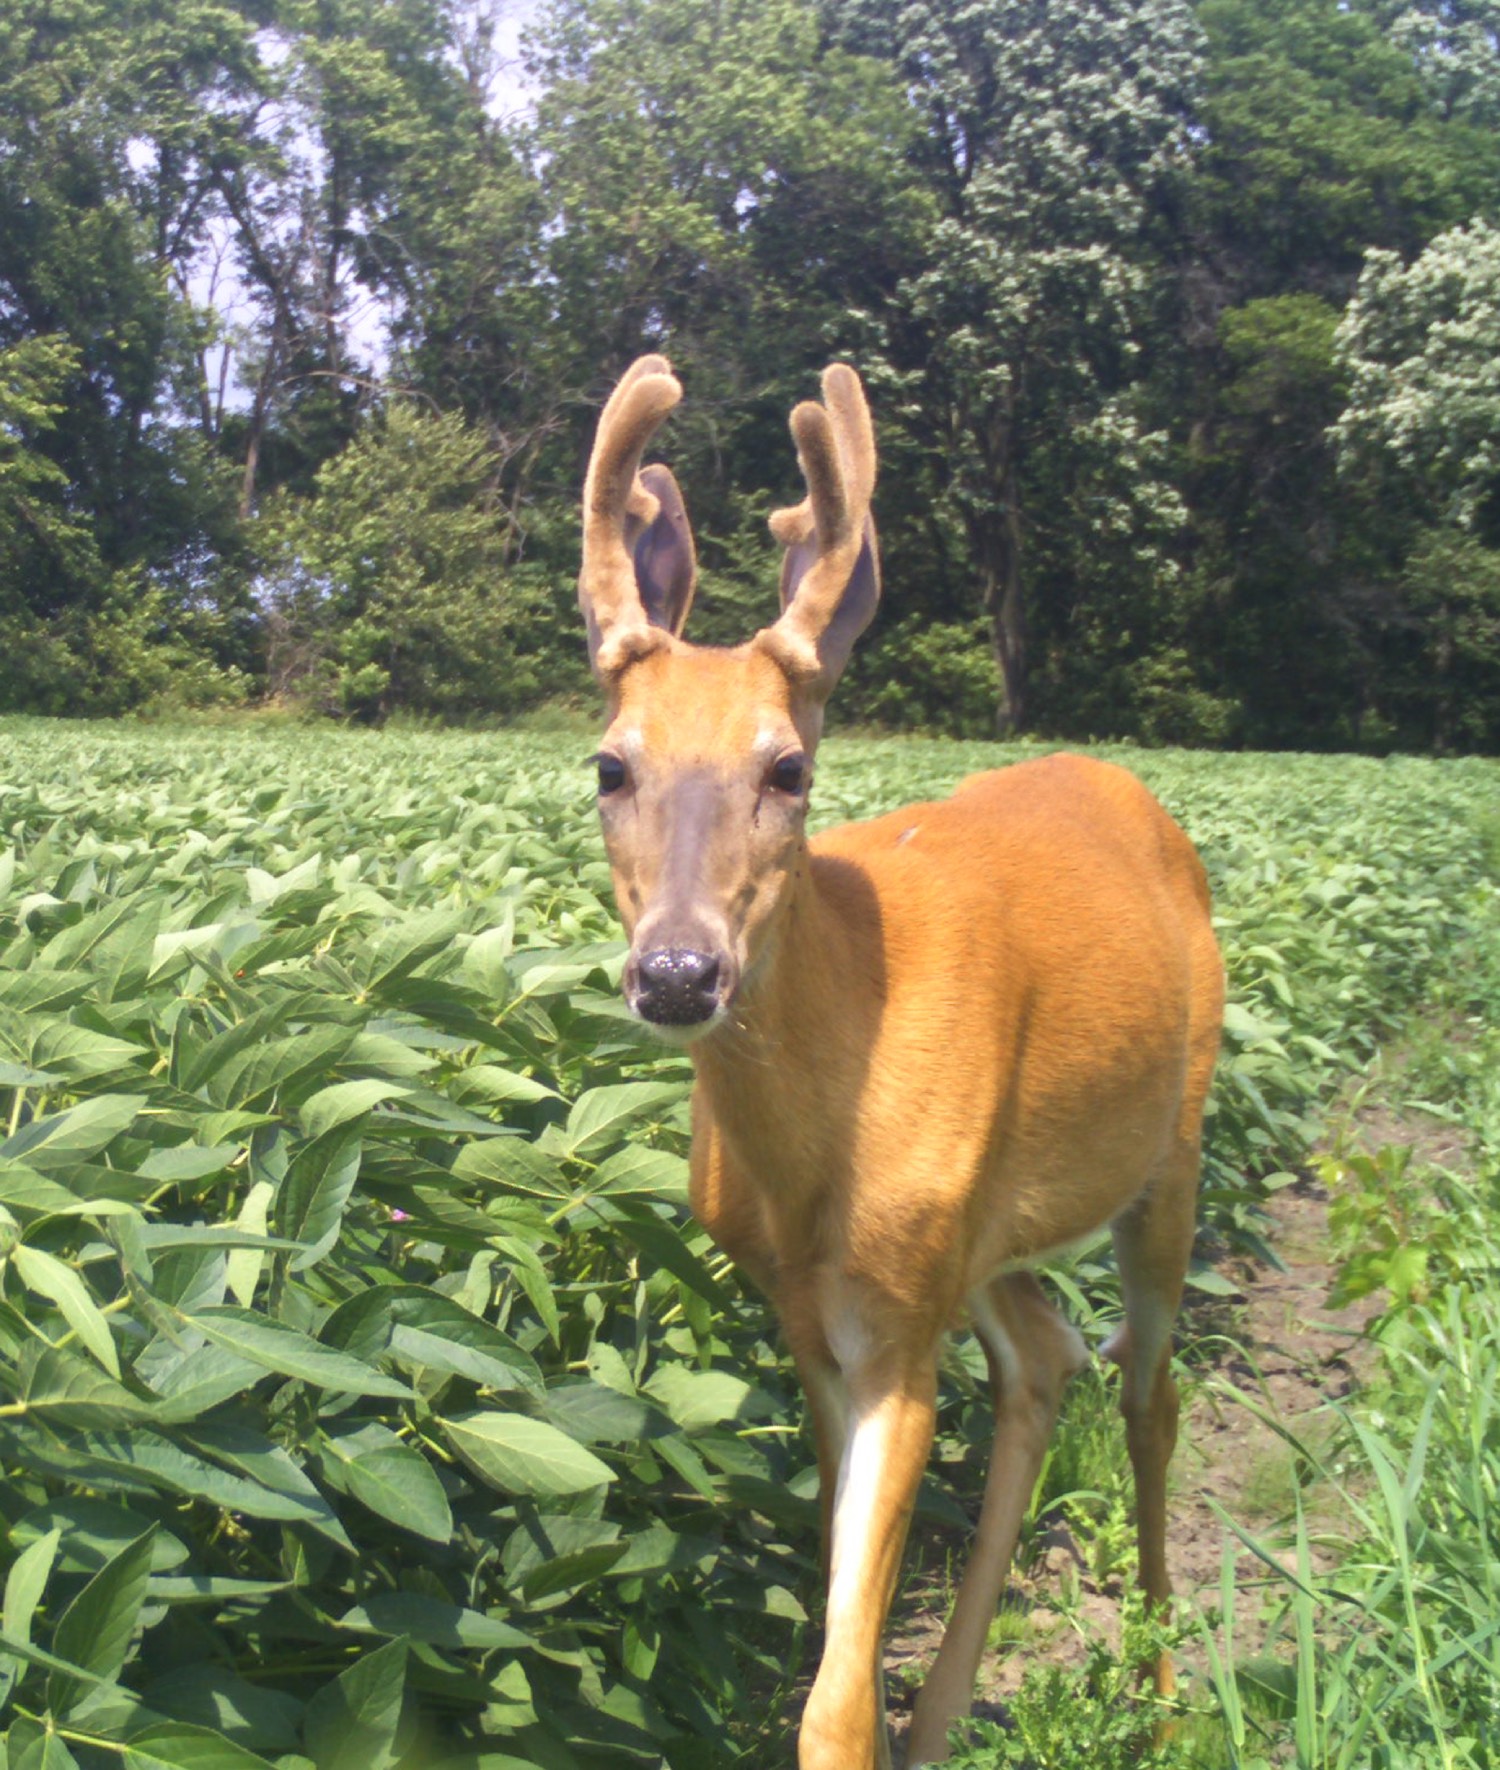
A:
[798, 1344, 938, 1770]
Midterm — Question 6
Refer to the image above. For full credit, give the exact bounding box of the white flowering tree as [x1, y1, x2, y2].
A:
[1333, 219, 1500, 745]
[1385, 0, 1500, 127]
[1333, 218, 1500, 530]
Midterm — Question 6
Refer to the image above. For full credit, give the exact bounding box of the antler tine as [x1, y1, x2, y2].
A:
[581, 357, 682, 640]
[768, 364, 877, 651]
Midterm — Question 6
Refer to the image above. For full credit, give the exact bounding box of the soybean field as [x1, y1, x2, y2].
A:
[0, 717, 1495, 1770]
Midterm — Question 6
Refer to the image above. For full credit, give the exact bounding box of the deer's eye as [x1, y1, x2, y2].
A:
[595, 754, 627, 795]
[768, 752, 808, 796]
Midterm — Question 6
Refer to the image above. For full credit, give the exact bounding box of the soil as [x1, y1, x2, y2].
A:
[874, 1081, 1472, 1759]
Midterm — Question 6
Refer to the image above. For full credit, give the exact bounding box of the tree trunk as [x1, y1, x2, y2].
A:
[1433, 598, 1454, 754]
[976, 452, 1027, 734]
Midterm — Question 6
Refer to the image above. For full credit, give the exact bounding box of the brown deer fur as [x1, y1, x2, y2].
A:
[575, 358, 1224, 1768]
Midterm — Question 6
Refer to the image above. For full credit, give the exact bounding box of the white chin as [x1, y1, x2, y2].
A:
[634, 1009, 726, 1048]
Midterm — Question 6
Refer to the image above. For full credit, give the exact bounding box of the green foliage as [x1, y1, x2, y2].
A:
[2, 0, 1500, 741]
[0, 723, 1492, 1765]
[256, 405, 560, 722]
[944, 1639, 1180, 1769]
[834, 0, 1203, 731]
[841, 620, 1002, 738]
[0, 574, 250, 720]
[0, 337, 103, 646]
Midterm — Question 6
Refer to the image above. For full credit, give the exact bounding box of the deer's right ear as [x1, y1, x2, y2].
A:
[579, 358, 697, 674]
[629, 463, 696, 637]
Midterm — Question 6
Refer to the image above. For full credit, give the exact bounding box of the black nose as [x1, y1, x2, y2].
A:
[633, 947, 722, 1026]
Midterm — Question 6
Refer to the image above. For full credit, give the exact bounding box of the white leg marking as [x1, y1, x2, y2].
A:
[827, 1403, 892, 1618]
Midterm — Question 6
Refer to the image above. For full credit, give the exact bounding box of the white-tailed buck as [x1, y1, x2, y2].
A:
[577, 358, 1224, 1768]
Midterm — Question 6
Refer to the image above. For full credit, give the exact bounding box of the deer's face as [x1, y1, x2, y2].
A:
[577, 356, 879, 1041]
[595, 640, 820, 1037]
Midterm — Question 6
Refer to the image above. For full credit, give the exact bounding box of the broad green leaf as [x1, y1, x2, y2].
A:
[519, 1541, 627, 1602]
[121, 1722, 279, 1769]
[2, 1095, 145, 1167]
[149, 923, 230, 978]
[12, 1246, 119, 1376]
[451, 1137, 568, 1198]
[224, 1180, 275, 1308]
[136, 1145, 241, 1183]
[0, 1062, 60, 1088]
[11, 1729, 82, 1770]
[449, 1064, 560, 1106]
[561, 1081, 687, 1157]
[1221, 1002, 1289, 1046]
[318, 1423, 452, 1543]
[0, 969, 92, 1014]
[541, 1382, 668, 1445]
[207, 1025, 358, 1111]
[299, 1079, 414, 1138]
[0, 1162, 94, 1215]
[11, 1501, 188, 1573]
[361, 910, 465, 993]
[336, 1594, 529, 1651]
[139, 1666, 301, 1754]
[320, 1284, 543, 1397]
[583, 1145, 689, 1202]
[17, 1346, 151, 1424]
[178, 996, 327, 1093]
[186, 1307, 409, 1399]
[501, 1513, 622, 1587]
[149, 1345, 266, 1421]
[48, 1526, 155, 1715]
[3, 1528, 59, 1643]
[245, 855, 321, 906]
[642, 1365, 764, 1431]
[443, 1411, 615, 1496]
[144, 1577, 286, 1603]
[277, 1126, 363, 1270]
[183, 1423, 353, 1548]
[303, 1636, 408, 1770]
[8, 1426, 346, 1538]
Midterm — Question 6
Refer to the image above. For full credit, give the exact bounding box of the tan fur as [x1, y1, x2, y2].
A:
[578, 362, 1224, 1769]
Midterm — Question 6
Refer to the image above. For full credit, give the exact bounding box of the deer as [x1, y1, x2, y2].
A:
[575, 356, 1224, 1769]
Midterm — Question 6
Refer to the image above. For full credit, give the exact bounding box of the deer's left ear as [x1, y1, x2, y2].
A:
[777, 511, 880, 685]
[629, 462, 697, 637]
[765, 365, 881, 692]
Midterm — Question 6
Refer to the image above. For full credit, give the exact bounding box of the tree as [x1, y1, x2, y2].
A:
[1333, 218, 1500, 533]
[831, 0, 1204, 732]
[1162, 0, 1500, 748]
[0, 0, 262, 700]
[1383, 0, 1500, 129]
[1332, 219, 1500, 746]
[519, 0, 927, 577]
[256, 402, 556, 720]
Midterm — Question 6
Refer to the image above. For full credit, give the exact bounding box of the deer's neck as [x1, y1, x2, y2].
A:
[691, 842, 877, 1193]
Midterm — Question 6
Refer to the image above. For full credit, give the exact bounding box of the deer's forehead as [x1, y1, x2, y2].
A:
[608, 646, 800, 760]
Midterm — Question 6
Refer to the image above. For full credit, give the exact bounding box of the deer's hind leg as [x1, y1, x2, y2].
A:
[1104, 1077, 1212, 1698]
[904, 1273, 1088, 1767]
